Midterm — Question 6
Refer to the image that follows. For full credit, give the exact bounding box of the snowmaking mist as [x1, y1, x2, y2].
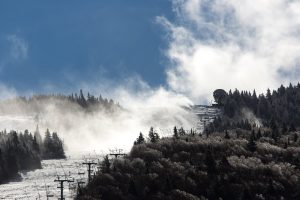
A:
[0, 88, 198, 154]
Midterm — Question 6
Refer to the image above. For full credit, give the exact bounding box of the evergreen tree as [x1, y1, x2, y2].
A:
[224, 99, 237, 118]
[43, 129, 53, 159]
[224, 130, 230, 139]
[11, 131, 19, 147]
[252, 89, 257, 99]
[294, 133, 298, 143]
[178, 127, 186, 136]
[257, 128, 262, 139]
[51, 132, 65, 158]
[100, 155, 111, 173]
[0, 128, 65, 183]
[32, 136, 40, 154]
[34, 124, 42, 145]
[42, 129, 64, 159]
[190, 128, 196, 136]
[266, 88, 272, 99]
[212, 83, 300, 133]
[5, 146, 18, 175]
[219, 156, 230, 173]
[205, 149, 216, 176]
[251, 129, 256, 141]
[173, 126, 179, 139]
[134, 132, 145, 145]
[79, 89, 87, 107]
[284, 142, 288, 149]
[271, 128, 280, 142]
[247, 133, 257, 152]
[148, 127, 159, 143]
[270, 118, 280, 141]
[289, 123, 296, 132]
[282, 123, 288, 134]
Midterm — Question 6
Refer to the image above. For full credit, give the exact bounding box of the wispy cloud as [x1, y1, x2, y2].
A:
[0, 34, 29, 72]
[159, 0, 300, 103]
[7, 34, 28, 61]
[0, 35, 27, 98]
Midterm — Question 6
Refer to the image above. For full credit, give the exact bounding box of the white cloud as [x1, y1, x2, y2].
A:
[7, 34, 28, 61]
[161, 0, 300, 103]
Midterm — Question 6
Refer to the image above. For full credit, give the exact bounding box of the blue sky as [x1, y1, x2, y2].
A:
[0, 1, 174, 93]
[1, 0, 298, 102]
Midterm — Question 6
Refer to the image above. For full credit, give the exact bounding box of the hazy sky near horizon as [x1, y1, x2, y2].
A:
[1, 0, 300, 103]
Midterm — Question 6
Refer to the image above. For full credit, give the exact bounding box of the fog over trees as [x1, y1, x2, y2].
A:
[1, 85, 300, 199]
[0, 90, 120, 115]
[77, 84, 300, 200]
[206, 83, 300, 135]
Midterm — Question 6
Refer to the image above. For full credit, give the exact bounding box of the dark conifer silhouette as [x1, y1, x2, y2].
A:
[134, 132, 145, 145]
[42, 129, 65, 159]
[76, 84, 300, 200]
[173, 126, 179, 139]
[178, 127, 186, 136]
[148, 127, 160, 143]
[247, 130, 257, 152]
[100, 155, 111, 173]
[0, 128, 65, 183]
[212, 83, 300, 130]
[294, 133, 298, 143]
[205, 149, 217, 176]
[77, 124, 300, 200]
[224, 130, 230, 139]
